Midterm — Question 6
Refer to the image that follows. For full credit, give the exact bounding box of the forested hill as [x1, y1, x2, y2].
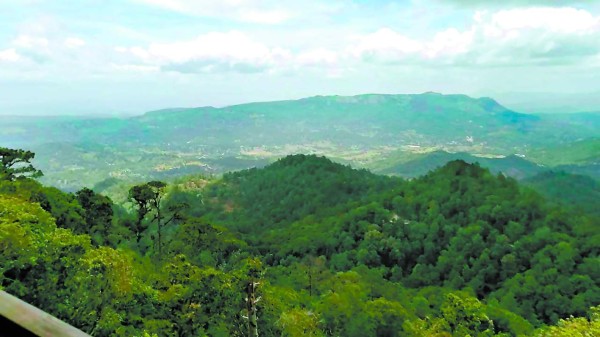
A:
[208, 154, 403, 232]
[1, 152, 599, 336]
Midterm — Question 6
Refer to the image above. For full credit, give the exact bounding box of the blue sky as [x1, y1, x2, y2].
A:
[1, 0, 600, 115]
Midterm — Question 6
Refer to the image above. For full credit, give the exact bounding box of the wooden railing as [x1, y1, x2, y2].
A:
[0, 291, 90, 337]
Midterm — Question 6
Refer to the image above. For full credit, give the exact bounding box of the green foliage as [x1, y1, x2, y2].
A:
[214, 154, 402, 233]
[0, 147, 43, 181]
[127, 182, 157, 243]
[75, 187, 115, 246]
[0, 193, 256, 336]
[523, 171, 600, 217]
[533, 306, 600, 336]
[1, 153, 599, 336]
[206, 156, 598, 332]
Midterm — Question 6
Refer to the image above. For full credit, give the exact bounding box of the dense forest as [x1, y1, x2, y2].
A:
[1, 148, 599, 336]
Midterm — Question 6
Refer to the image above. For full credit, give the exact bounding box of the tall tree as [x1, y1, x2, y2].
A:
[0, 147, 43, 181]
[128, 183, 154, 244]
[147, 181, 167, 255]
[128, 181, 182, 255]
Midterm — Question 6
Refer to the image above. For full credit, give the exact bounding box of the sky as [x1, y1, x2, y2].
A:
[1, 0, 600, 115]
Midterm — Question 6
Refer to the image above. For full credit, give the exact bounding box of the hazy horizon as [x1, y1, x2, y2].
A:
[2, 0, 600, 116]
[2, 90, 600, 117]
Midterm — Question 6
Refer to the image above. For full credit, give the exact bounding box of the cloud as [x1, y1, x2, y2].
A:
[121, 32, 347, 75]
[7, 34, 52, 64]
[238, 9, 290, 24]
[489, 7, 599, 33]
[439, 0, 600, 7]
[110, 63, 159, 72]
[122, 31, 292, 74]
[131, 0, 348, 24]
[131, 0, 293, 24]
[64, 37, 86, 49]
[471, 7, 600, 65]
[426, 28, 474, 59]
[350, 7, 600, 67]
[297, 49, 338, 66]
[349, 27, 476, 64]
[350, 28, 423, 63]
[0, 49, 21, 62]
[120, 6, 600, 75]
[12, 35, 49, 49]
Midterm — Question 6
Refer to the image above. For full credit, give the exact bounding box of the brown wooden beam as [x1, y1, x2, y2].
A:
[0, 291, 90, 337]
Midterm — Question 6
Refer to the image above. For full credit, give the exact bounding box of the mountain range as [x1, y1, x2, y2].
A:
[1, 92, 598, 190]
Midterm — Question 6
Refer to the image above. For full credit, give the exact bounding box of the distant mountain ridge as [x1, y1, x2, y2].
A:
[1, 92, 598, 190]
[0, 92, 587, 148]
[378, 150, 545, 180]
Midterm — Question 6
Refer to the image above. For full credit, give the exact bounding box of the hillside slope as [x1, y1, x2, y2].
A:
[205, 154, 403, 232]
[196, 156, 600, 328]
[523, 171, 600, 216]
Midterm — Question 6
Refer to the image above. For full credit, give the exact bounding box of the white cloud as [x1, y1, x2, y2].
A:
[12, 35, 49, 48]
[64, 37, 86, 49]
[122, 7, 600, 76]
[491, 7, 599, 33]
[125, 31, 292, 74]
[129, 46, 152, 60]
[473, 7, 600, 65]
[350, 7, 600, 67]
[426, 28, 474, 59]
[110, 63, 159, 72]
[297, 49, 338, 66]
[350, 28, 423, 63]
[0, 48, 21, 62]
[350, 27, 475, 63]
[132, 0, 293, 24]
[132, 0, 348, 24]
[149, 31, 273, 63]
[239, 9, 290, 24]
[123, 32, 348, 74]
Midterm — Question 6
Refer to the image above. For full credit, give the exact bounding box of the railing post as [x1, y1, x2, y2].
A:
[0, 291, 90, 337]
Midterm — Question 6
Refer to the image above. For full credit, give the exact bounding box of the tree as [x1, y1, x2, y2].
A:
[147, 181, 167, 255]
[30, 186, 86, 233]
[128, 183, 155, 244]
[0, 147, 43, 181]
[128, 181, 185, 255]
[534, 306, 600, 336]
[76, 188, 114, 246]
